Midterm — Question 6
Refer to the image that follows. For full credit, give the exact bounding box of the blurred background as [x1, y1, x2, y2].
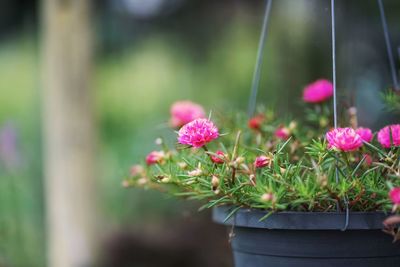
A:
[0, 0, 399, 266]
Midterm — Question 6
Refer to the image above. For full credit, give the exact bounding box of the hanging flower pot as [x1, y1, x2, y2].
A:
[213, 206, 400, 267]
[123, 0, 400, 266]
[124, 90, 400, 266]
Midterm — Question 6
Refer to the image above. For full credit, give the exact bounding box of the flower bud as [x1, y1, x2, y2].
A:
[261, 192, 276, 203]
[254, 155, 271, 169]
[211, 175, 220, 190]
[146, 151, 165, 165]
[188, 168, 202, 177]
[248, 114, 264, 130]
[211, 150, 226, 164]
[274, 126, 290, 140]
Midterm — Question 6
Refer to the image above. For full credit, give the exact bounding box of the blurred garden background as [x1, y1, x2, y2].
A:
[0, 0, 399, 266]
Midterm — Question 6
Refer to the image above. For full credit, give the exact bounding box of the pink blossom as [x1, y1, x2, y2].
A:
[275, 126, 290, 140]
[326, 128, 363, 152]
[145, 151, 165, 165]
[377, 124, 400, 148]
[390, 188, 400, 204]
[356, 127, 373, 143]
[302, 79, 333, 103]
[178, 118, 219, 148]
[170, 100, 205, 128]
[211, 150, 225, 164]
[254, 155, 271, 169]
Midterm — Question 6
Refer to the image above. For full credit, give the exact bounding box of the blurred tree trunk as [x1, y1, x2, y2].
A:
[42, 1, 98, 267]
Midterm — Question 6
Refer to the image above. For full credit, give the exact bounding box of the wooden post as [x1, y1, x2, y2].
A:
[42, 1, 98, 267]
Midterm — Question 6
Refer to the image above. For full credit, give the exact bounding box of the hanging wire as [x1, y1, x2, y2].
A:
[378, 0, 399, 91]
[247, 0, 273, 117]
[331, 0, 349, 230]
[331, 0, 338, 130]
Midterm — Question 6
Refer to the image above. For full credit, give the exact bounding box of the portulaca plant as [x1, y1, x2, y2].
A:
[124, 79, 400, 234]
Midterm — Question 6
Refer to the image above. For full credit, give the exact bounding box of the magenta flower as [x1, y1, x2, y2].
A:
[170, 100, 205, 128]
[178, 118, 219, 148]
[326, 128, 363, 152]
[390, 188, 400, 204]
[302, 79, 333, 103]
[145, 151, 165, 165]
[254, 155, 271, 169]
[274, 126, 290, 140]
[356, 127, 373, 143]
[377, 124, 400, 148]
[211, 150, 225, 164]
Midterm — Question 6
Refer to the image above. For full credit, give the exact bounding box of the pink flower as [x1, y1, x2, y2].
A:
[356, 127, 373, 143]
[254, 155, 271, 169]
[326, 128, 363, 152]
[248, 114, 264, 130]
[145, 151, 165, 165]
[178, 118, 219, 148]
[275, 126, 290, 140]
[302, 79, 333, 103]
[211, 150, 225, 164]
[377, 124, 400, 148]
[170, 100, 205, 128]
[390, 188, 400, 204]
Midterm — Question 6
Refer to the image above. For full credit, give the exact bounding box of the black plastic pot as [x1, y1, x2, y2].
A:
[213, 206, 400, 267]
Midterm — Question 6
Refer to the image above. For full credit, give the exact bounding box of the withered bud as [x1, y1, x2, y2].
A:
[249, 174, 256, 186]
[280, 167, 286, 174]
[317, 174, 328, 187]
[188, 168, 202, 177]
[240, 163, 250, 172]
[289, 121, 297, 131]
[319, 117, 328, 128]
[160, 175, 171, 183]
[211, 175, 220, 190]
[235, 156, 245, 165]
[177, 161, 188, 169]
[137, 177, 148, 186]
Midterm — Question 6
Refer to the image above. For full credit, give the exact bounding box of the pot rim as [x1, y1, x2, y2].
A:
[212, 205, 392, 230]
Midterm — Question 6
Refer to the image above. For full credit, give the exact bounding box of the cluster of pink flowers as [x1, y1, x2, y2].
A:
[377, 124, 400, 148]
[178, 118, 219, 148]
[303, 79, 333, 103]
[170, 100, 205, 128]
